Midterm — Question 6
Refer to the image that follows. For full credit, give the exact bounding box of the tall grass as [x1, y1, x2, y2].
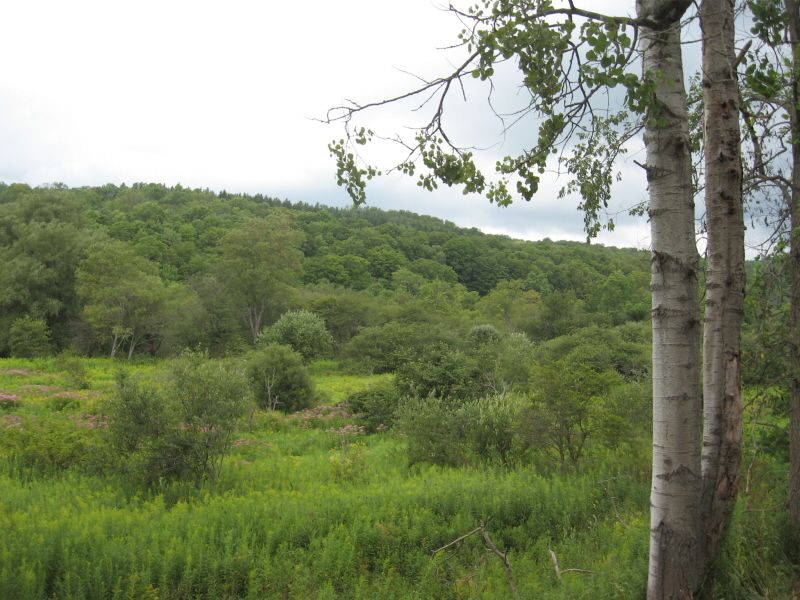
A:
[0, 451, 653, 599]
[0, 357, 794, 598]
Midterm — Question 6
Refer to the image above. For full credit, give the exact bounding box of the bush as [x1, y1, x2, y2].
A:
[395, 343, 484, 400]
[247, 344, 315, 412]
[517, 358, 624, 469]
[343, 322, 455, 374]
[396, 396, 469, 467]
[467, 324, 502, 348]
[467, 394, 525, 464]
[54, 352, 91, 389]
[9, 316, 52, 358]
[346, 381, 401, 432]
[259, 310, 333, 362]
[396, 394, 524, 467]
[1, 417, 103, 476]
[491, 332, 536, 391]
[329, 441, 367, 482]
[107, 352, 252, 487]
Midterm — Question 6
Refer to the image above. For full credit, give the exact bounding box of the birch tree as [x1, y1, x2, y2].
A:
[698, 0, 746, 572]
[76, 240, 167, 359]
[216, 214, 304, 344]
[635, 3, 705, 595]
[326, 0, 746, 595]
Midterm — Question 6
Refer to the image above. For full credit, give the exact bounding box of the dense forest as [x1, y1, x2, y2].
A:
[0, 182, 795, 597]
[0, 181, 652, 359]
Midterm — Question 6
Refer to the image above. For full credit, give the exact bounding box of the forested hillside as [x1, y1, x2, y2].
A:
[0, 181, 650, 358]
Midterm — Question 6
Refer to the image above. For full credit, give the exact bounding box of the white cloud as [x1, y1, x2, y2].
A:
[1, 0, 742, 254]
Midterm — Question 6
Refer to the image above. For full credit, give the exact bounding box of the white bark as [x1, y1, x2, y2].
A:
[638, 1, 703, 597]
[699, 0, 745, 571]
[246, 302, 265, 344]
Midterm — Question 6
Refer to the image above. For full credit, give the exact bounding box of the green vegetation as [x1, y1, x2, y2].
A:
[0, 182, 653, 359]
[0, 355, 793, 598]
[260, 309, 334, 362]
[246, 344, 316, 412]
[0, 182, 795, 597]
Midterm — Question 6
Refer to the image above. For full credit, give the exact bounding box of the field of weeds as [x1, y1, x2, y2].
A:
[0, 357, 794, 599]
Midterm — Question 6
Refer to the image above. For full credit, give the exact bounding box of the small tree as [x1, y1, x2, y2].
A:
[395, 343, 484, 400]
[9, 316, 52, 357]
[520, 358, 623, 470]
[346, 381, 401, 433]
[246, 344, 315, 412]
[259, 309, 333, 362]
[107, 352, 252, 487]
[169, 352, 253, 481]
[76, 240, 167, 359]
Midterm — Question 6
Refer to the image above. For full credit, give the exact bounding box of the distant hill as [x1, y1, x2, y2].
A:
[0, 181, 651, 357]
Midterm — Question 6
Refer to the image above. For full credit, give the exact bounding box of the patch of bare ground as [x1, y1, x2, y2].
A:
[50, 391, 86, 400]
[1, 415, 22, 429]
[0, 392, 22, 409]
[19, 385, 61, 394]
[288, 404, 354, 421]
[232, 438, 273, 449]
[0, 368, 35, 377]
[68, 414, 108, 429]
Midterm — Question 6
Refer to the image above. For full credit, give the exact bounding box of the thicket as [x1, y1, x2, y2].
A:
[0, 379, 790, 599]
[246, 344, 316, 411]
[107, 352, 252, 487]
[9, 316, 52, 357]
[259, 309, 334, 362]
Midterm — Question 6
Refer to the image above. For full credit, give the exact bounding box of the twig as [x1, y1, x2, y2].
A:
[548, 548, 599, 581]
[734, 39, 753, 69]
[479, 520, 519, 599]
[432, 521, 519, 599]
[549, 549, 563, 581]
[432, 526, 482, 555]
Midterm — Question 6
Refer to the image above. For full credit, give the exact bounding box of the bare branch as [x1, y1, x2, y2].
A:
[431, 526, 482, 555]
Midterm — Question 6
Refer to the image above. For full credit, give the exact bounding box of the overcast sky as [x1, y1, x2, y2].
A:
[0, 0, 758, 253]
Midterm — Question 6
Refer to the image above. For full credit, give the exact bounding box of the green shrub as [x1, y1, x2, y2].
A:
[466, 394, 526, 465]
[467, 324, 502, 347]
[395, 343, 484, 400]
[247, 344, 315, 412]
[518, 358, 625, 469]
[491, 332, 536, 391]
[396, 394, 524, 467]
[396, 396, 469, 467]
[343, 322, 455, 374]
[9, 316, 52, 358]
[346, 381, 401, 432]
[1, 417, 103, 476]
[329, 441, 367, 482]
[54, 352, 91, 389]
[259, 310, 333, 362]
[107, 352, 252, 487]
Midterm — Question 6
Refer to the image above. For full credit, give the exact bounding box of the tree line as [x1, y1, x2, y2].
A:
[0, 181, 651, 359]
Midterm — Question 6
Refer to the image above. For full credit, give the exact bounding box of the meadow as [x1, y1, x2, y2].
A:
[0, 357, 793, 599]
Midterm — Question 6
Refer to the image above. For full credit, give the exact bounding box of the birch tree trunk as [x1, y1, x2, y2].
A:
[699, 0, 745, 575]
[786, 0, 800, 534]
[637, 1, 703, 597]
